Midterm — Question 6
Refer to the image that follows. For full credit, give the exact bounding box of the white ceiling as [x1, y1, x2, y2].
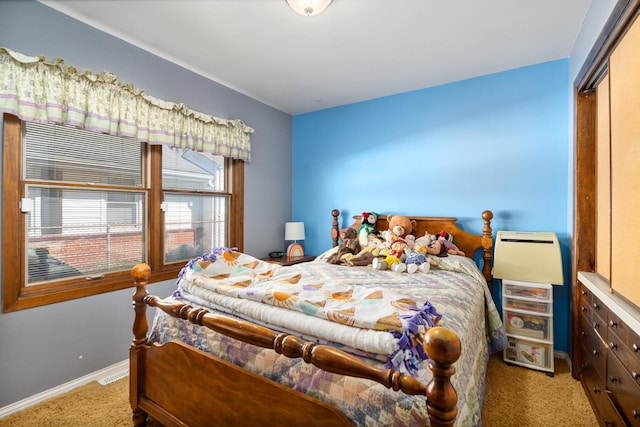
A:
[39, 0, 592, 115]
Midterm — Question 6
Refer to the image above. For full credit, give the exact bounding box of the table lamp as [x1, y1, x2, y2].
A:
[285, 222, 305, 257]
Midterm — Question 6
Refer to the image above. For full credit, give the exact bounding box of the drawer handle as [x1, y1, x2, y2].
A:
[610, 375, 619, 383]
[609, 320, 617, 328]
[581, 290, 587, 296]
[633, 408, 639, 419]
[581, 306, 587, 312]
[581, 362, 588, 369]
[593, 322, 600, 329]
[633, 371, 639, 380]
[603, 419, 614, 426]
[592, 349, 599, 356]
[634, 343, 639, 352]
[609, 342, 617, 350]
[593, 385, 601, 393]
[593, 303, 600, 310]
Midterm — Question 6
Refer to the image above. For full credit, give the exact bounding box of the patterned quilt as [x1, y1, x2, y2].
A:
[175, 249, 443, 374]
[150, 252, 507, 426]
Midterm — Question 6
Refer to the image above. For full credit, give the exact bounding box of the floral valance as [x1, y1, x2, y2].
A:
[0, 47, 253, 161]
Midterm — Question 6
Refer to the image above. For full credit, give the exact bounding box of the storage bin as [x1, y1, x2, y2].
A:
[505, 312, 550, 340]
[503, 280, 552, 301]
[504, 297, 551, 314]
[505, 337, 551, 370]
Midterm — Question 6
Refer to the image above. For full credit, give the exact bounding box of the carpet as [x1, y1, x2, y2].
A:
[0, 353, 597, 426]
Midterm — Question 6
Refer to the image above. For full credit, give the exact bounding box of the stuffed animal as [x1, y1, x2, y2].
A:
[343, 232, 385, 266]
[327, 228, 361, 264]
[357, 211, 380, 247]
[436, 231, 465, 256]
[414, 232, 448, 257]
[405, 249, 433, 273]
[384, 214, 417, 245]
[414, 232, 435, 250]
[372, 239, 410, 272]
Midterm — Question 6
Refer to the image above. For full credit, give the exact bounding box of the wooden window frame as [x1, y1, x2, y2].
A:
[2, 113, 244, 312]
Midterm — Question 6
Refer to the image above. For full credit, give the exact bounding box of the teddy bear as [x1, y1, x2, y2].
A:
[356, 211, 380, 247]
[383, 214, 417, 246]
[326, 227, 361, 264]
[372, 214, 417, 273]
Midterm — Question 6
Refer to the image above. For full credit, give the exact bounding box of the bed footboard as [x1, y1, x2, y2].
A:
[130, 264, 461, 427]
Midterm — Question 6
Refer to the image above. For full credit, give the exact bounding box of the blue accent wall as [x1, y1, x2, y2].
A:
[291, 60, 572, 353]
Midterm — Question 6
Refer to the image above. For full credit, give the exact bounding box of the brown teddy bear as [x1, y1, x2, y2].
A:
[384, 214, 417, 246]
[327, 227, 361, 264]
[372, 214, 418, 273]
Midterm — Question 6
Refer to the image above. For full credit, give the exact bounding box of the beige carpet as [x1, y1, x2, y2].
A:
[1, 353, 596, 426]
[482, 354, 597, 426]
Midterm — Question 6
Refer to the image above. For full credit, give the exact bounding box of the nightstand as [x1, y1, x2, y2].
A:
[264, 255, 316, 266]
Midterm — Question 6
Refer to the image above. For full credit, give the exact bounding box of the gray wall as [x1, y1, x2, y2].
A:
[0, 0, 291, 407]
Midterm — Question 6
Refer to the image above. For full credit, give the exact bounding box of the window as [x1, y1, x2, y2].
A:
[2, 114, 244, 312]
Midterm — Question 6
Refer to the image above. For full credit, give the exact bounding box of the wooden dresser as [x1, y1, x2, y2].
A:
[578, 273, 640, 426]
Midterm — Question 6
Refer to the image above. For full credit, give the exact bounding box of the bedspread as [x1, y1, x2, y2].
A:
[150, 253, 507, 426]
[176, 249, 445, 374]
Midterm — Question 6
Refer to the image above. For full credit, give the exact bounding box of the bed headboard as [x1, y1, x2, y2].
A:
[330, 209, 494, 284]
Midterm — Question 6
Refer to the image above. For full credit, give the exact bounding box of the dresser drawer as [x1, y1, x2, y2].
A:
[583, 316, 608, 376]
[608, 328, 628, 367]
[608, 351, 640, 425]
[580, 284, 592, 319]
[592, 310, 607, 341]
[630, 349, 640, 390]
[628, 327, 640, 379]
[592, 294, 608, 323]
[583, 366, 626, 427]
[608, 311, 629, 340]
[608, 311, 630, 361]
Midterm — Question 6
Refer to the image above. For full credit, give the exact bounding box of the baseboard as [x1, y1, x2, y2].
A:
[0, 359, 129, 419]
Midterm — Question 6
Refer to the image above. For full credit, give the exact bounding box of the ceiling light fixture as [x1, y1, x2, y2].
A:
[286, 0, 333, 17]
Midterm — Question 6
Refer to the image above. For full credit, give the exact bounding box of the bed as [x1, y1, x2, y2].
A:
[130, 209, 506, 426]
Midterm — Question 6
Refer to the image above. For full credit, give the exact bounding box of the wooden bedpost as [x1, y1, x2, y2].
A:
[331, 209, 340, 247]
[480, 210, 494, 285]
[131, 263, 151, 346]
[424, 326, 462, 427]
[130, 263, 152, 427]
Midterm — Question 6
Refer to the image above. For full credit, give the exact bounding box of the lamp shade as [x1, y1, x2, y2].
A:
[285, 222, 305, 241]
[286, 0, 332, 17]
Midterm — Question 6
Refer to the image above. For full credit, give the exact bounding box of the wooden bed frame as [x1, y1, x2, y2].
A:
[130, 209, 494, 427]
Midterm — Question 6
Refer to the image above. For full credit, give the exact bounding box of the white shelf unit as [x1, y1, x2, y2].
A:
[502, 279, 554, 375]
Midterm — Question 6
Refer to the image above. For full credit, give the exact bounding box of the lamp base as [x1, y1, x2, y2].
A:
[287, 243, 305, 258]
